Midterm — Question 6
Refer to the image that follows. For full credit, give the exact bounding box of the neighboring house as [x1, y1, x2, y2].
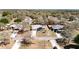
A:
[32, 25, 42, 30]
[10, 23, 23, 30]
[51, 24, 64, 32]
[24, 17, 32, 25]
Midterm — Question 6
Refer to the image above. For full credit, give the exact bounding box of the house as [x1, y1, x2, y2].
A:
[31, 25, 42, 37]
[10, 23, 23, 30]
[31, 25, 51, 37]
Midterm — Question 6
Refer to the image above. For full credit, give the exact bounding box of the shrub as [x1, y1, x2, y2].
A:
[14, 19, 22, 23]
[21, 38, 31, 45]
[69, 16, 75, 21]
[74, 34, 79, 44]
[0, 18, 9, 24]
[2, 11, 10, 16]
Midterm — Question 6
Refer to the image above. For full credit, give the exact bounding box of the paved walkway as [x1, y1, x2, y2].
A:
[49, 39, 61, 49]
[12, 39, 21, 49]
[11, 34, 22, 49]
[50, 33, 63, 49]
[56, 33, 63, 38]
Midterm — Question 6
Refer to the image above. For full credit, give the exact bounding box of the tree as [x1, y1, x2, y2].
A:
[21, 38, 31, 45]
[61, 25, 73, 44]
[14, 19, 22, 23]
[74, 34, 79, 44]
[69, 16, 75, 21]
[2, 11, 11, 16]
[61, 30, 72, 39]
[72, 20, 79, 29]
[0, 18, 9, 24]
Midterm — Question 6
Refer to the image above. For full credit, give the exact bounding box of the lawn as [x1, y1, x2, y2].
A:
[20, 40, 52, 49]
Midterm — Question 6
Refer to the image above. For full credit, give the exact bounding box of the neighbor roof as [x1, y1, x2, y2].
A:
[10, 23, 23, 30]
[52, 25, 64, 29]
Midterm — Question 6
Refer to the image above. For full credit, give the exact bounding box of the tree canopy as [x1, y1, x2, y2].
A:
[14, 18, 22, 23]
[2, 11, 11, 16]
[74, 34, 79, 44]
[0, 18, 9, 24]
